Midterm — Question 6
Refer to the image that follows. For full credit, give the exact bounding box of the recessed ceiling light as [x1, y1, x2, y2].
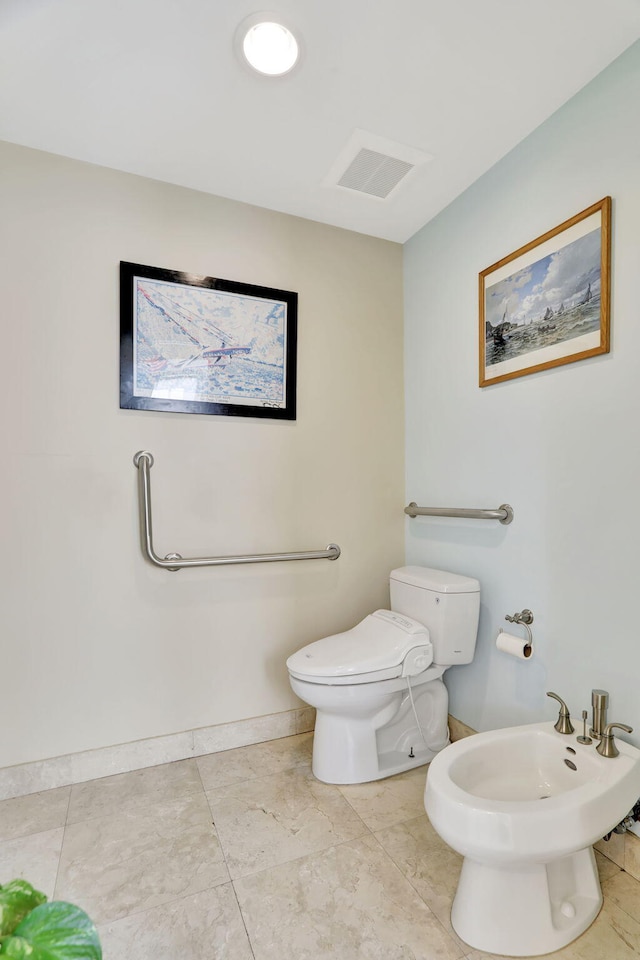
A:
[236, 13, 301, 77]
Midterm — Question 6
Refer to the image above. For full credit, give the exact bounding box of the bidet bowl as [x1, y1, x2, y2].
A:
[425, 721, 640, 864]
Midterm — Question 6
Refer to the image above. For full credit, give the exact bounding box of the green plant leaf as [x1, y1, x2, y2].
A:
[0, 902, 102, 959]
[0, 880, 47, 936]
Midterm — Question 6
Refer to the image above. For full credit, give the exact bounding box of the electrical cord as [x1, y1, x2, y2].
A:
[406, 674, 428, 746]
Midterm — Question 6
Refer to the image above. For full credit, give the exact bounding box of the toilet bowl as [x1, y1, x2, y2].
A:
[425, 721, 640, 956]
[286, 567, 480, 784]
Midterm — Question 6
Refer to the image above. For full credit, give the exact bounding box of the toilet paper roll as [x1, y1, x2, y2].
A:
[496, 630, 533, 659]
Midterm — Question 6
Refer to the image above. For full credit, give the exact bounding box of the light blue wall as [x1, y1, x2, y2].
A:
[403, 41, 640, 739]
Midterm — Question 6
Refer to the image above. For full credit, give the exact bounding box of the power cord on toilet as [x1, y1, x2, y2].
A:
[402, 645, 433, 756]
[406, 675, 428, 753]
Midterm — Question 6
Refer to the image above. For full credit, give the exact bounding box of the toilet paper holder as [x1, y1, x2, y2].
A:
[504, 609, 534, 646]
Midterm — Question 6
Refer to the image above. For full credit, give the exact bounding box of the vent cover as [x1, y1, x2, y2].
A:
[324, 129, 433, 201]
[337, 148, 414, 199]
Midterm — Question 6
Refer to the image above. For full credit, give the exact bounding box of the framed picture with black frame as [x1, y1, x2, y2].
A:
[120, 261, 297, 419]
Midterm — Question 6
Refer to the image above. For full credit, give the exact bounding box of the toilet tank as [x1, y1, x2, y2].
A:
[389, 566, 480, 666]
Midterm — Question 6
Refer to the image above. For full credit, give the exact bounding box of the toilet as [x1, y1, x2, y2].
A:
[286, 566, 480, 784]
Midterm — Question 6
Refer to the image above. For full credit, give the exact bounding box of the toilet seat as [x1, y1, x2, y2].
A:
[286, 609, 433, 685]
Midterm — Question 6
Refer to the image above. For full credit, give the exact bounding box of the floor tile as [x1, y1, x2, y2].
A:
[338, 765, 428, 832]
[625, 832, 640, 883]
[602, 867, 640, 924]
[594, 831, 625, 868]
[197, 733, 313, 791]
[5, 731, 640, 960]
[206, 766, 367, 879]
[374, 814, 462, 939]
[0, 827, 64, 898]
[234, 834, 463, 960]
[67, 758, 203, 824]
[56, 791, 229, 924]
[594, 849, 621, 884]
[0, 786, 70, 841]
[98, 885, 254, 960]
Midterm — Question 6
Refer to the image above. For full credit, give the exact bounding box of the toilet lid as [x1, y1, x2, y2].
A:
[286, 609, 432, 682]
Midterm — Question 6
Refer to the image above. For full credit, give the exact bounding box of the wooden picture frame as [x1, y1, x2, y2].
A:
[120, 261, 297, 419]
[479, 197, 611, 387]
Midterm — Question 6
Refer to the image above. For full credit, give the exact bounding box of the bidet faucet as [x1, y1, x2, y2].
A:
[589, 689, 609, 741]
[546, 692, 575, 735]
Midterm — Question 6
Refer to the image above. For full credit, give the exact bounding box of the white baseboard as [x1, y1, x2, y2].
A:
[0, 707, 316, 801]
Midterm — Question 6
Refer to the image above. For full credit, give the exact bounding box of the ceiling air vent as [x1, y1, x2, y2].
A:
[337, 149, 414, 199]
[324, 129, 433, 201]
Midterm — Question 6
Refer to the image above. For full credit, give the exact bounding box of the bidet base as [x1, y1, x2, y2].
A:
[451, 847, 603, 957]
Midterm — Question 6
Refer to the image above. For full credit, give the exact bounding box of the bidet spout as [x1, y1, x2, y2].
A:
[546, 691, 575, 735]
[589, 689, 609, 741]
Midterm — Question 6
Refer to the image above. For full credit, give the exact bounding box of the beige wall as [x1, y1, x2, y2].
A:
[0, 141, 405, 768]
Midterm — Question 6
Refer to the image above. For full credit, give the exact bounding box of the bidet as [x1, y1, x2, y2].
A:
[425, 721, 640, 956]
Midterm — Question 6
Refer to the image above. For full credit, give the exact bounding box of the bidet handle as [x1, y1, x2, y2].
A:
[546, 692, 575, 735]
[596, 722, 633, 758]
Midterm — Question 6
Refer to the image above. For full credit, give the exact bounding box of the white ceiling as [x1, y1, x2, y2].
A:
[1, 0, 639, 242]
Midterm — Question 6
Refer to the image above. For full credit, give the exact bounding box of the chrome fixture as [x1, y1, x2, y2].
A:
[133, 451, 341, 571]
[546, 691, 575, 735]
[404, 502, 513, 524]
[577, 710, 593, 745]
[504, 609, 533, 653]
[505, 609, 533, 626]
[596, 722, 634, 759]
[590, 689, 609, 741]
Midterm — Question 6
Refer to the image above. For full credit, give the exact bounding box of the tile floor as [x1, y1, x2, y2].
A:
[2, 731, 640, 959]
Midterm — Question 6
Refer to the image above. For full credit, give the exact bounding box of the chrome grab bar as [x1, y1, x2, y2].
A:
[404, 502, 514, 524]
[133, 451, 341, 571]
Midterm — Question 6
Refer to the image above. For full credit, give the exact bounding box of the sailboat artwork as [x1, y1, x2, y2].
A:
[120, 262, 298, 419]
[479, 198, 611, 387]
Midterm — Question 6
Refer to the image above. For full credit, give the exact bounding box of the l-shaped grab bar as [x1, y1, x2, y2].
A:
[404, 502, 514, 524]
[133, 451, 341, 571]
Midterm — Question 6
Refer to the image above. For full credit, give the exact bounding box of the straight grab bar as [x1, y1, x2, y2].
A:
[134, 451, 341, 571]
[404, 502, 514, 524]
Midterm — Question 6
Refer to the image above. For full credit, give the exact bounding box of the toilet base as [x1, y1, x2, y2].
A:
[303, 674, 450, 785]
[451, 847, 603, 956]
[312, 737, 441, 784]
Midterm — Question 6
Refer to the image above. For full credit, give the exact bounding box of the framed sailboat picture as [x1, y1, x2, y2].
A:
[120, 262, 297, 419]
[479, 197, 611, 387]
